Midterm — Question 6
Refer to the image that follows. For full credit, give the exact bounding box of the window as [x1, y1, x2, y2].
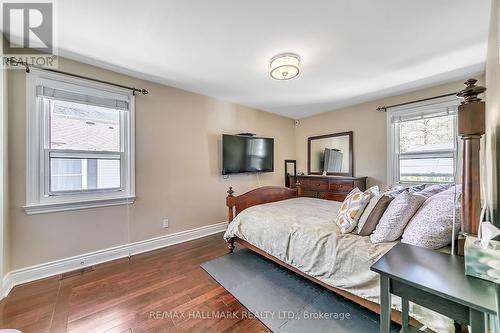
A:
[388, 96, 459, 184]
[25, 69, 135, 214]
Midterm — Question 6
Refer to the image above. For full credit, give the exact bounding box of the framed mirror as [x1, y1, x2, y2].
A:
[284, 160, 296, 187]
[307, 131, 353, 176]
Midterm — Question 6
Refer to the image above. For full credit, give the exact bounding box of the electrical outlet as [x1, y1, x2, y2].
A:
[162, 218, 169, 228]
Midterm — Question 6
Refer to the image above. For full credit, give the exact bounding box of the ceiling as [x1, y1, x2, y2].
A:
[52, 1, 492, 118]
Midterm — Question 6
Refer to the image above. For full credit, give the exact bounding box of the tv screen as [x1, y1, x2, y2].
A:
[222, 134, 274, 175]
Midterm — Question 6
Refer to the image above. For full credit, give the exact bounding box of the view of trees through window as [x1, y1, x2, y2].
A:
[399, 115, 454, 153]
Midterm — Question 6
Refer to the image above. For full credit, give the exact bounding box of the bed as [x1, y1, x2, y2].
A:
[223, 80, 485, 333]
[224, 189, 454, 332]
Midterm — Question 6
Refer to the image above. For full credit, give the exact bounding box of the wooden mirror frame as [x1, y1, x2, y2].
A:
[307, 131, 353, 176]
[284, 160, 296, 188]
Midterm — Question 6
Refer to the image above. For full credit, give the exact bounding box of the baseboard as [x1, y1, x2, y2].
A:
[0, 222, 227, 299]
[1, 272, 13, 299]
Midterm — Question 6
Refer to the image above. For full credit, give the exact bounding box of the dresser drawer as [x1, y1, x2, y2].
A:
[300, 190, 318, 198]
[329, 181, 354, 193]
[295, 175, 366, 202]
[300, 179, 328, 191]
[318, 192, 346, 202]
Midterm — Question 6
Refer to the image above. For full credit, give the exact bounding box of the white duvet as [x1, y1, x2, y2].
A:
[224, 197, 454, 333]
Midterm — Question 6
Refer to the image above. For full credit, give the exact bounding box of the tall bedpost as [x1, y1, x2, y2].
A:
[227, 187, 235, 222]
[226, 187, 236, 253]
[456, 78, 486, 255]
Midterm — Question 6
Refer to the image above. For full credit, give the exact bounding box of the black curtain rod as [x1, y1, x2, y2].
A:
[376, 92, 458, 112]
[6, 58, 149, 95]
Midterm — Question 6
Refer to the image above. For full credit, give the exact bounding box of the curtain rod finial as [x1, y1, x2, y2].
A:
[376, 106, 387, 112]
[134, 88, 148, 95]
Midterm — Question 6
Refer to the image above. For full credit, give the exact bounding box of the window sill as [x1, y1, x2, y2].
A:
[23, 196, 136, 215]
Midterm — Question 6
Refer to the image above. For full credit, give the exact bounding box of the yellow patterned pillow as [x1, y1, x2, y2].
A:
[336, 186, 377, 234]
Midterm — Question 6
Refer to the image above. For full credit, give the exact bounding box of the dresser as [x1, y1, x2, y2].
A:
[289, 175, 367, 202]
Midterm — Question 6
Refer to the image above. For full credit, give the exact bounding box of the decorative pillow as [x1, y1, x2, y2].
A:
[357, 185, 402, 233]
[370, 191, 426, 243]
[335, 186, 376, 234]
[417, 184, 452, 198]
[408, 184, 426, 193]
[358, 195, 394, 236]
[367, 185, 380, 196]
[384, 187, 406, 198]
[379, 184, 393, 193]
[402, 186, 461, 249]
[357, 194, 383, 232]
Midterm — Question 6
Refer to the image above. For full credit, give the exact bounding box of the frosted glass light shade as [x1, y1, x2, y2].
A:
[270, 53, 300, 80]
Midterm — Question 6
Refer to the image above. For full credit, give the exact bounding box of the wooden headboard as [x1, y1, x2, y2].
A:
[226, 186, 297, 222]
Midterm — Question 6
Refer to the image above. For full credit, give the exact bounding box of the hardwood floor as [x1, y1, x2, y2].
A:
[0, 233, 270, 333]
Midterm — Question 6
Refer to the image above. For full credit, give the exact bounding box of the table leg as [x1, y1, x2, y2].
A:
[496, 284, 500, 332]
[401, 297, 409, 332]
[469, 308, 485, 333]
[380, 275, 391, 333]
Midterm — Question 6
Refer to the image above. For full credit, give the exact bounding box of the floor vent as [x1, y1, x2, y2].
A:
[59, 266, 94, 280]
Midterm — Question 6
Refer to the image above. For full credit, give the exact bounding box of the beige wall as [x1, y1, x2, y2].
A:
[295, 77, 485, 187]
[7, 58, 295, 270]
[486, 0, 500, 223]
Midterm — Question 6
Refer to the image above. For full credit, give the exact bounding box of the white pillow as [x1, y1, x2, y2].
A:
[335, 186, 377, 234]
[370, 191, 425, 243]
[402, 187, 461, 249]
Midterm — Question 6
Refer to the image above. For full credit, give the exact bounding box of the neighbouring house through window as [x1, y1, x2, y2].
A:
[25, 69, 135, 214]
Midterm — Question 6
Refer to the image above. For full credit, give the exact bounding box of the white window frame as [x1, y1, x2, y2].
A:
[387, 95, 460, 185]
[24, 69, 135, 214]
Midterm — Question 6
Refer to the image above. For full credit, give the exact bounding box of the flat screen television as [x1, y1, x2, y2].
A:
[222, 134, 274, 175]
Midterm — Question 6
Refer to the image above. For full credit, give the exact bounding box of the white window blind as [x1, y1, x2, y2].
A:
[36, 85, 130, 111]
[389, 96, 459, 123]
[390, 106, 457, 123]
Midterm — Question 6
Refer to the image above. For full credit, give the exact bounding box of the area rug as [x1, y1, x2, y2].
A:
[201, 248, 399, 333]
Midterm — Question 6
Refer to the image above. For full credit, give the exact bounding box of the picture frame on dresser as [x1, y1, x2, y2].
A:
[307, 131, 353, 176]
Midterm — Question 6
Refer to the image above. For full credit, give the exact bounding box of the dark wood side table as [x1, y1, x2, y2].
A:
[371, 243, 497, 333]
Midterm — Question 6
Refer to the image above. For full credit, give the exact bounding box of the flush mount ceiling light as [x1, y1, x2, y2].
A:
[270, 53, 300, 80]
